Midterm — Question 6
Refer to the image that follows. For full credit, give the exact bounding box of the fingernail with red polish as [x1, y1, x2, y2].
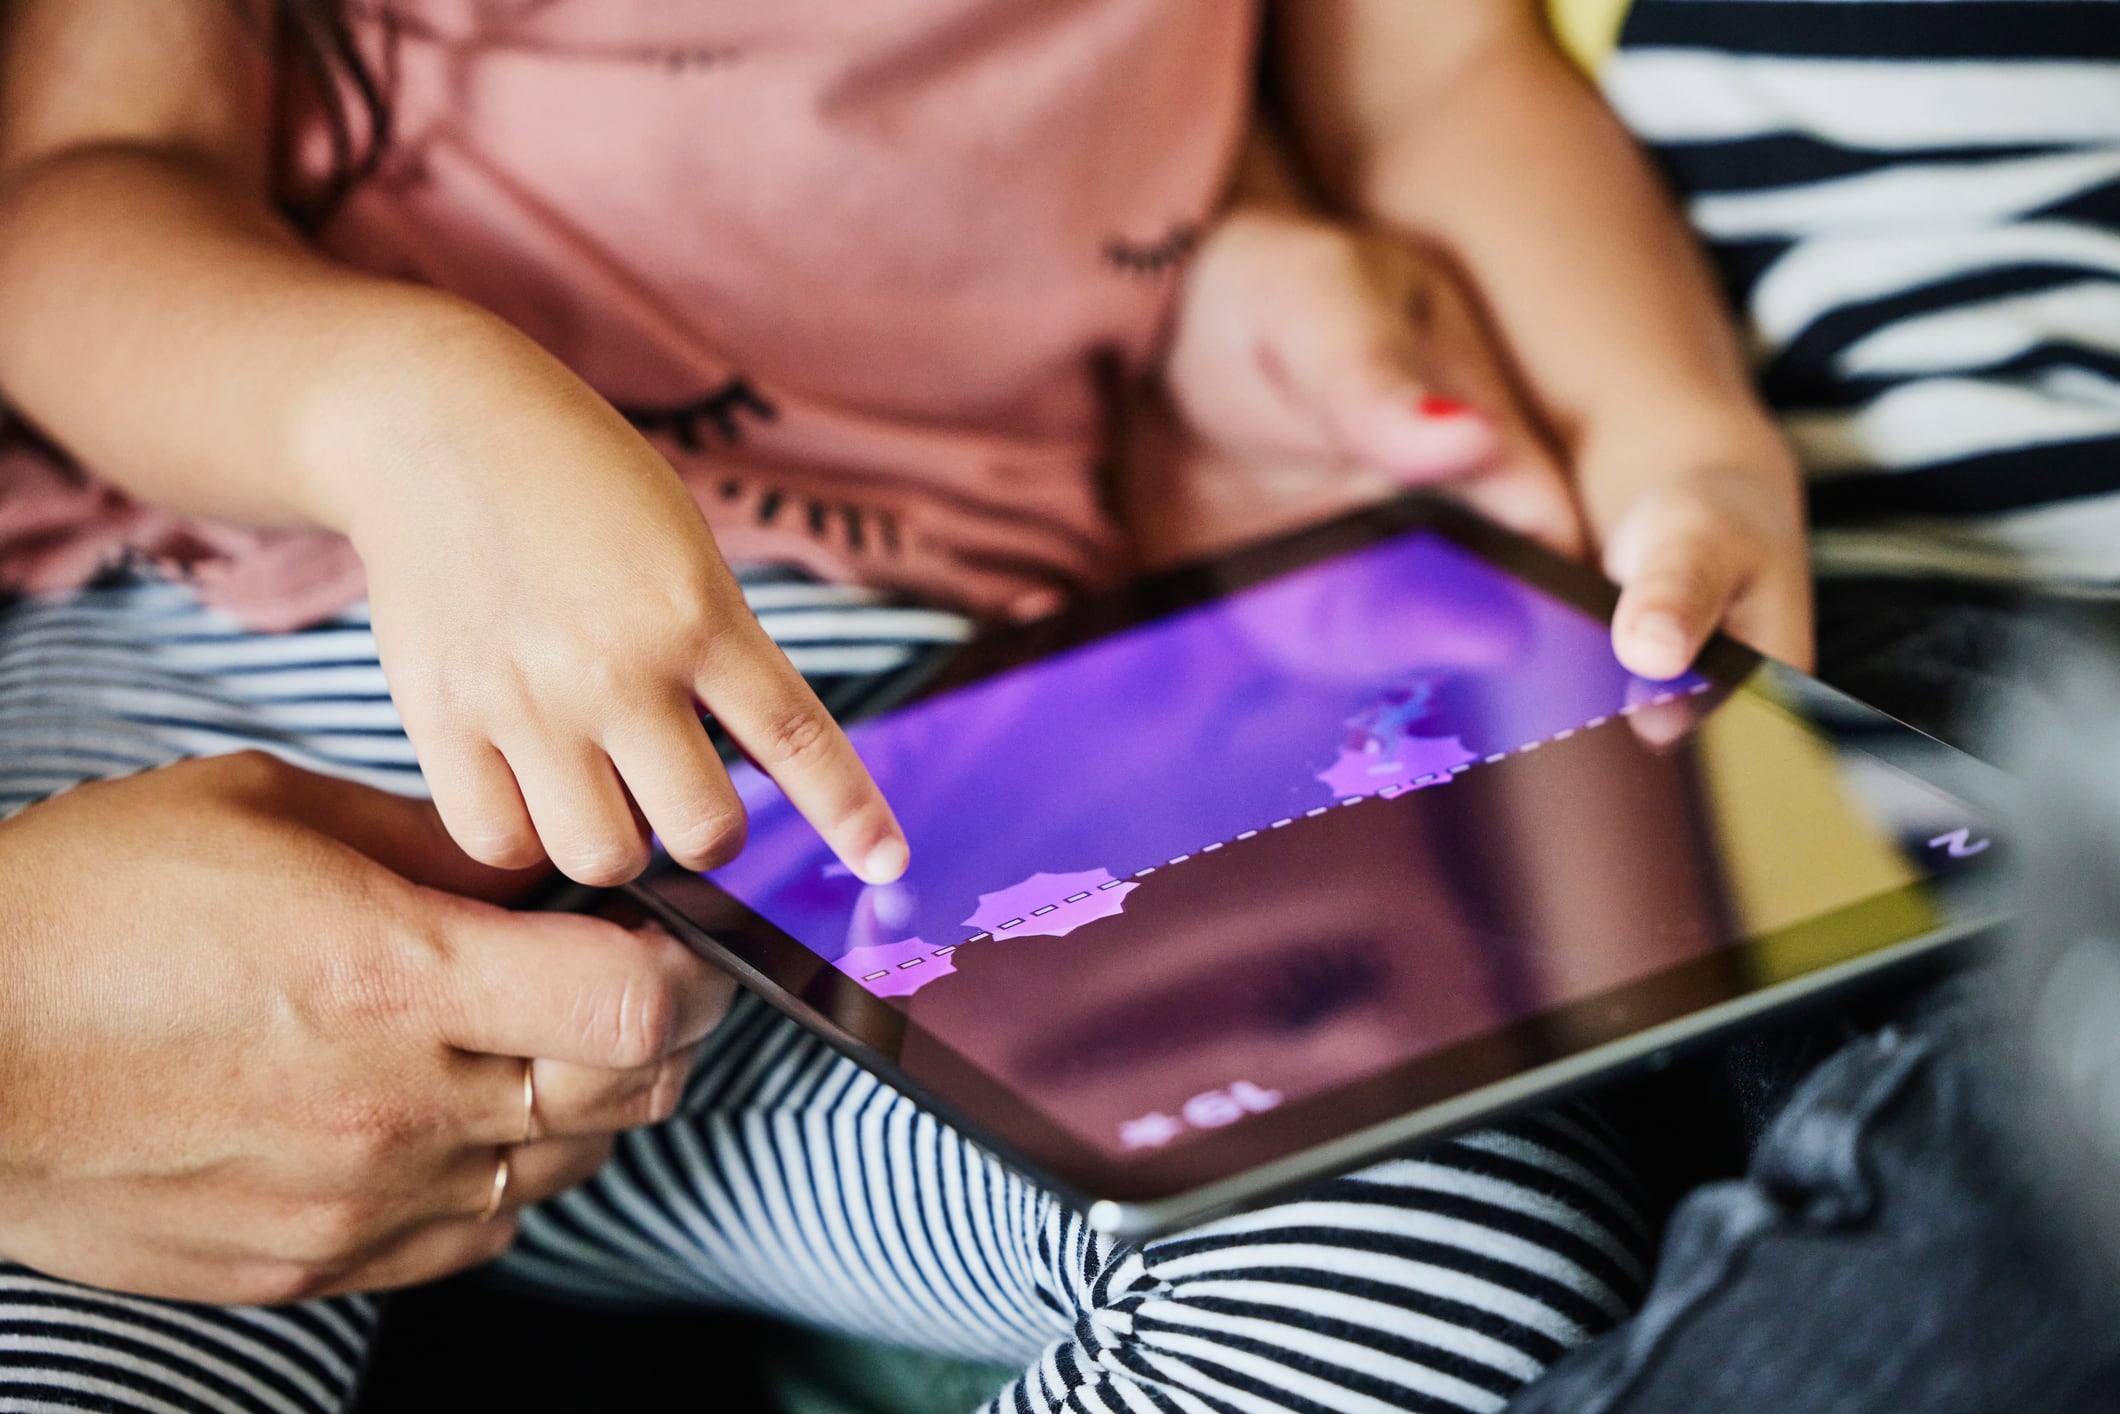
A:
[1415, 394, 1476, 420]
[1008, 588, 1064, 622]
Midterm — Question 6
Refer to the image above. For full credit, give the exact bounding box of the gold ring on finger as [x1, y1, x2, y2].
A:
[478, 1151, 511, 1223]
[521, 1057, 538, 1145]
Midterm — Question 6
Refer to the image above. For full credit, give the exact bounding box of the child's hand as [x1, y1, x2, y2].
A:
[1584, 430, 1813, 678]
[1129, 208, 1583, 566]
[322, 312, 907, 887]
[1138, 207, 1811, 678]
[1265, 0, 1813, 678]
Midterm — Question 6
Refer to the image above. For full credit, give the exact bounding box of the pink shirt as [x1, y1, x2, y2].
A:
[0, 0, 1256, 628]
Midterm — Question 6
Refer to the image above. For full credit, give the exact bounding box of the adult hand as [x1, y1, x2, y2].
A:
[1123, 207, 1582, 567]
[0, 752, 735, 1304]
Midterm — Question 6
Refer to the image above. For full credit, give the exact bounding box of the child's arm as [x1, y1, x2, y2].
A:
[1276, 0, 1812, 674]
[0, 0, 907, 886]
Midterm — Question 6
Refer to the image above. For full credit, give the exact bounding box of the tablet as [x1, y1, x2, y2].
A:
[618, 494, 2004, 1238]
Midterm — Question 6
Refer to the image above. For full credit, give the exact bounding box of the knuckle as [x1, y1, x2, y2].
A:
[214, 748, 297, 792]
[1667, 500, 1740, 545]
[656, 807, 746, 870]
[755, 703, 835, 771]
[575, 644, 634, 706]
[195, 749, 309, 811]
[687, 596, 755, 661]
[236, 1260, 337, 1307]
[439, 796, 540, 869]
[658, 570, 727, 642]
[1636, 483, 1741, 543]
[395, 651, 457, 712]
[622, 977, 680, 1069]
[460, 826, 546, 871]
[397, 655, 510, 734]
[309, 933, 427, 1032]
[552, 833, 648, 887]
[316, 1094, 425, 1172]
[587, 966, 681, 1071]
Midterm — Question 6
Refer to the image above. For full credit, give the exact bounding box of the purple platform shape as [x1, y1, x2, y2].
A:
[834, 937, 956, 998]
[963, 868, 1138, 940]
[1315, 733, 1479, 800]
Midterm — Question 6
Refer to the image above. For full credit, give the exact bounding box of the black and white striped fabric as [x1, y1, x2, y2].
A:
[1602, 0, 2120, 588]
[0, 574, 1648, 1413]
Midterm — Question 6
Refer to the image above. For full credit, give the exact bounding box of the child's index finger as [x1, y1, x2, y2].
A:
[695, 627, 908, 886]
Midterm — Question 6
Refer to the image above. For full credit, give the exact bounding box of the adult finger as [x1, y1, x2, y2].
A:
[303, 1131, 612, 1256]
[1407, 269, 1586, 560]
[695, 624, 907, 886]
[427, 904, 729, 1068]
[454, 1032, 716, 1145]
[526, 1038, 713, 1140]
[409, 1135, 609, 1236]
[1603, 495, 1753, 681]
[1267, 237, 1584, 559]
[504, 738, 651, 886]
[1443, 453, 1586, 561]
[427, 1135, 613, 1221]
[1264, 244, 1504, 480]
[605, 695, 748, 872]
[500, 1134, 616, 1212]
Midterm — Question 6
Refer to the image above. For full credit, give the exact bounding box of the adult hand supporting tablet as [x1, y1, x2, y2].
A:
[1128, 202, 1580, 571]
[0, 753, 734, 1303]
[624, 496, 2000, 1236]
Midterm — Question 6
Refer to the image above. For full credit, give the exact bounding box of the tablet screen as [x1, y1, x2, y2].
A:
[639, 504, 1994, 1204]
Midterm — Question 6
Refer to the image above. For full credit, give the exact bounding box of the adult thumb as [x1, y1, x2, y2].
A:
[250, 760, 552, 903]
[1272, 272, 1506, 482]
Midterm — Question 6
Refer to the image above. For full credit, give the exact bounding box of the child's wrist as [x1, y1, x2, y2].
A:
[284, 290, 523, 540]
[1575, 389, 1793, 474]
[1571, 398, 1800, 515]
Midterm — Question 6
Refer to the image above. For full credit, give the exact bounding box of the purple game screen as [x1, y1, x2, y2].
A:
[705, 531, 1727, 1160]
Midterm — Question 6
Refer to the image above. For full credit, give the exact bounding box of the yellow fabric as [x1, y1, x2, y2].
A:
[1687, 686, 1929, 949]
[1545, 0, 1634, 75]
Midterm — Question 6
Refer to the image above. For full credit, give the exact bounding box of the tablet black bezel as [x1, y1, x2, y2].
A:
[624, 492, 1993, 1211]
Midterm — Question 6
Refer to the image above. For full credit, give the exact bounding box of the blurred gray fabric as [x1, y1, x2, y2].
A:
[1510, 581, 2120, 1414]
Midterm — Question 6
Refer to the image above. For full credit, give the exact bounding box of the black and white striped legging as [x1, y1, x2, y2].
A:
[0, 573, 1650, 1414]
